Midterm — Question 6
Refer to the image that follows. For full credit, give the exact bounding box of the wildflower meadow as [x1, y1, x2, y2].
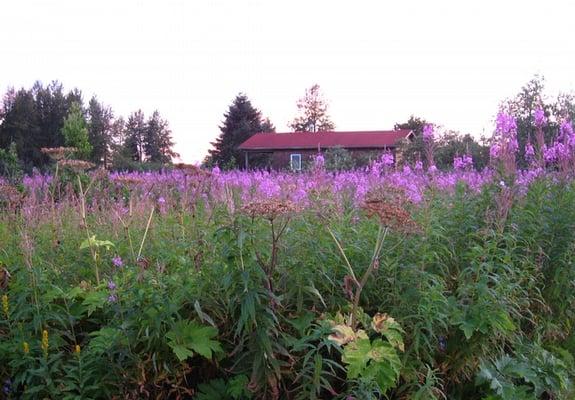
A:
[1, 113, 575, 399]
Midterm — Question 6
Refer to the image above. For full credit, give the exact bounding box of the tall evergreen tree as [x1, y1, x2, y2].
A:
[62, 102, 92, 160]
[87, 96, 114, 167]
[0, 88, 42, 170]
[144, 111, 178, 163]
[207, 94, 274, 169]
[123, 110, 146, 162]
[289, 84, 335, 132]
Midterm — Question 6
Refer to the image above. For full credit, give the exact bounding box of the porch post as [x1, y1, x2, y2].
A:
[244, 151, 249, 170]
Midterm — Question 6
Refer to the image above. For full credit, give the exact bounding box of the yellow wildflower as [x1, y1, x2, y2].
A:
[23, 342, 30, 354]
[74, 344, 81, 354]
[41, 330, 49, 355]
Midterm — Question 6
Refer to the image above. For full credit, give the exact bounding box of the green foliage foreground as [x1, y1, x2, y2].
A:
[1, 180, 575, 399]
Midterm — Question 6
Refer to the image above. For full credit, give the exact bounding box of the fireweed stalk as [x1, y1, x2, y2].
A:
[534, 106, 547, 168]
[422, 124, 436, 171]
[490, 111, 519, 179]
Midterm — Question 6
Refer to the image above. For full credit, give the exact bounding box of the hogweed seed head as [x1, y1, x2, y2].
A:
[57, 159, 95, 172]
[40, 147, 78, 160]
[242, 199, 297, 221]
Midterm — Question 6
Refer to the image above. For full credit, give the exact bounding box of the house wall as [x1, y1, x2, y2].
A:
[263, 148, 394, 170]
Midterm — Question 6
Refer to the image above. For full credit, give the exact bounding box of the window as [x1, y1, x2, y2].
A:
[290, 153, 302, 171]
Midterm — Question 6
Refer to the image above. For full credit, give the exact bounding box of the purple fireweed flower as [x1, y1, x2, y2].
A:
[382, 152, 394, 167]
[560, 120, 574, 142]
[453, 155, 473, 170]
[422, 124, 434, 141]
[112, 256, 123, 268]
[534, 107, 546, 127]
[544, 145, 557, 163]
[495, 112, 517, 135]
[415, 160, 424, 171]
[525, 141, 535, 159]
[489, 143, 500, 159]
[313, 153, 325, 170]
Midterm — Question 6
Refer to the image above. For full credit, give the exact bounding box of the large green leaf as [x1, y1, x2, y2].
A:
[342, 338, 401, 393]
[166, 320, 223, 361]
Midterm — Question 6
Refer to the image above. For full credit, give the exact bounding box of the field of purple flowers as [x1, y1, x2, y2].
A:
[1, 113, 575, 399]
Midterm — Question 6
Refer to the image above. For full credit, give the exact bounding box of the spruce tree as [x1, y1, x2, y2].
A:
[207, 94, 274, 169]
[87, 96, 114, 167]
[123, 110, 146, 162]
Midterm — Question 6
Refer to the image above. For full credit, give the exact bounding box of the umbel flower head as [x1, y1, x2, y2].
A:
[361, 189, 419, 233]
[242, 199, 297, 221]
[57, 159, 95, 172]
[41, 147, 77, 161]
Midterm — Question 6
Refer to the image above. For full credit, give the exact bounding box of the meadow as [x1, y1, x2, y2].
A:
[1, 118, 575, 399]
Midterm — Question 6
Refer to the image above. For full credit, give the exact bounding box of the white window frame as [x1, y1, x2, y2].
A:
[290, 153, 302, 171]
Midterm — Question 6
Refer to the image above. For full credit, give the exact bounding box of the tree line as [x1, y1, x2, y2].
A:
[0, 81, 177, 174]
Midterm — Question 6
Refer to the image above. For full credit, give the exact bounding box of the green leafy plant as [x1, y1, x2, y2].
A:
[166, 319, 223, 361]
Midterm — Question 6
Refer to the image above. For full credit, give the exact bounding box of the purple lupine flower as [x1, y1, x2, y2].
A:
[534, 107, 546, 127]
[112, 256, 123, 268]
[108, 280, 117, 291]
[107, 294, 118, 303]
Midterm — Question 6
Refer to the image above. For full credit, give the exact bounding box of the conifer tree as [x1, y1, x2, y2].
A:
[207, 94, 274, 169]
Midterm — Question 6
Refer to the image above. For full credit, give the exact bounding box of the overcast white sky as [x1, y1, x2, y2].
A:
[1, 0, 574, 162]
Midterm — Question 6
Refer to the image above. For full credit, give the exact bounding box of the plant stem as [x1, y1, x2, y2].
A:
[350, 225, 387, 329]
[137, 207, 155, 260]
[77, 176, 99, 284]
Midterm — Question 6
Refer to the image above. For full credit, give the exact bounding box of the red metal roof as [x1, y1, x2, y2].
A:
[239, 130, 412, 151]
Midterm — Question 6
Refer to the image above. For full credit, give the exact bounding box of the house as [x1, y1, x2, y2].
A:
[238, 130, 412, 170]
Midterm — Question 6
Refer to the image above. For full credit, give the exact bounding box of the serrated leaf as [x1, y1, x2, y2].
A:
[82, 290, 108, 316]
[170, 344, 194, 362]
[342, 338, 372, 378]
[166, 320, 223, 361]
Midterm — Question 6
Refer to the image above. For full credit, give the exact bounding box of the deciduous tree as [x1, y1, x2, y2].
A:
[62, 102, 92, 160]
[289, 84, 335, 132]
